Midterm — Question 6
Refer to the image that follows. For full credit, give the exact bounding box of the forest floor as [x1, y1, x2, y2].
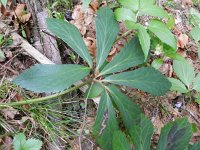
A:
[1, 0, 200, 149]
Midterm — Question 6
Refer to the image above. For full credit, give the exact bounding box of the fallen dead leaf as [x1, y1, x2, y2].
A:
[14, 4, 25, 18]
[177, 49, 187, 58]
[19, 13, 31, 23]
[177, 33, 188, 48]
[84, 37, 96, 57]
[4, 136, 13, 150]
[1, 108, 18, 120]
[182, 0, 192, 6]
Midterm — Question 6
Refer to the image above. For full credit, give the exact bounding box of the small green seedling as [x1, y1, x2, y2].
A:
[189, 8, 200, 59]
[168, 57, 200, 103]
[13, 133, 42, 150]
[114, 0, 177, 60]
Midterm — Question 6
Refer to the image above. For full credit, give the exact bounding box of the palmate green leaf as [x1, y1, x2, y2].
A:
[84, 82, 104, 98]
[124, 21, 140, 30]
[46, 18, 93, 67]
[100, 37, 144, 76]
[118, 0, 155, 12]
[166, 15, 175, 29]
[190, 27, 200, 42]
[13, 133, 42, 150]
[13, 133, 26, 150]
[23, 139, 43, 150]
[96, 7, 119, 70]
[140, 0, 155, 5]
[108, 85, 141, 130]
[189, 143, 200, 150]
[114, 8, 136, 22]
[190, 8, 200, 28]
[14, 64, 90, 93]
[168, 78, 188, 93]
[104, 67, 171, 96]
[130, 114, 154, 150]
[139, 5, 168, 18]
[193, 73, 200, 92]
[148, 20, 177, 50]
[137, 25, 151, 60]
[93, 90, 118, 150]
[157, 118, 192, 150]
[173, 59, 195, 88]
[118, 0, 139, 12]
[151, 58, 163, 69]
[112, 131, 131, 150]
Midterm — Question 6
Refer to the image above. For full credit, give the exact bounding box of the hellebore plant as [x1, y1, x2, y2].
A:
[1, 6, 199, 150]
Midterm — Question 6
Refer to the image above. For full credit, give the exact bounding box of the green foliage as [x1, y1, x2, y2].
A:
[100, 37, 144, 75]
[168, 57, 200, 105]
[148, 20, 177, 50]
[84, 82, 104, 98]
[108, 86, 141, 130]
[189, 143, 200, 150]
[104, 67, 171, 96]
[0, 0, 7, 7]
[13, 133, 42, 150]
[93, 90, 119, 150]
[168, 78, 188, 93]
[137, 24, 151, 60]
[115, 0, 176, 60]
[83, 0, 92, 11]
[173, 59, 195, 88]
[193, 73, 200, 92]
[189, 8, 200, 52]
[13, 7, 176, 150]
[169, 57, 200, 93]
[112, 131, 131, 150]
[95, 7, 119, 70]
[190, 27, 200, 42]
[190, 8, 200, 28]
[192, 0, 200, 5]
[151, 58, 163, 69]
[47, 18, 93, 67]
[157, 118, 192, 150]
[130, 114, 154, 150]
[114, 8, 137, 22]
[14, 64, 90, 93]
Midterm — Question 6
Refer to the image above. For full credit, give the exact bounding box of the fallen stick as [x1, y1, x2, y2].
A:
[0, 22, 54, 64]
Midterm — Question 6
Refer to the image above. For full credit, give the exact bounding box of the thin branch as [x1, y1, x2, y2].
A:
[0, 79, 93, 107]
[78, 81, 94, 150]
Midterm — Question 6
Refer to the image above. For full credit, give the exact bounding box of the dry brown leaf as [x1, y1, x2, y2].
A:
[0, 4, 10, 16]
[72, 5, 84, 21]
[160, 63, 173, 77]
[14, 4, 25, 18]
[84, 37, 96, 57]
[89, 1, 99, 11]
[177, 49, 187, 58]
[177, 33, 188, 48]
[4, 136, 13, 150]
[153, 116, 164, 134]
[19, 13, 31, 23]
[182, 0, 192, 6]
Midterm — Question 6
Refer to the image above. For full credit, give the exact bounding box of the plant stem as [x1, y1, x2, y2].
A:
[115, 30, 132, 42]
[0, 79, 93, 107]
